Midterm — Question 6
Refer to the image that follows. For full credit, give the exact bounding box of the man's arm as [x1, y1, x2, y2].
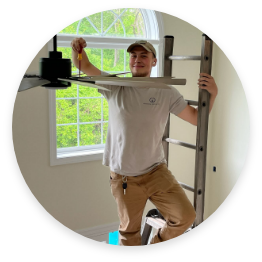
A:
[71, 38, 101, 76]
[177, 73, 218, 126]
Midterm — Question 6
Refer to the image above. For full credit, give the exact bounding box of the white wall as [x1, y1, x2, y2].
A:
[204, 43, 249, 218]
[13, 45, 122, 231]
[12, 12, 249, 238]
[160, 12, 250, 219]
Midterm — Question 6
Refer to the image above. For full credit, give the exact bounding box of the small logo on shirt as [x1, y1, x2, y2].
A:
[143, 97, 159, 106]
[149, 97, 156, 103]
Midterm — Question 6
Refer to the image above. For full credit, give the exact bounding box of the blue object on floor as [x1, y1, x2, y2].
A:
[109, 231, 119, 245]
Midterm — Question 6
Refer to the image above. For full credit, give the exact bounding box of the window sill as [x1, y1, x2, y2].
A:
[50, 148, 104, 166]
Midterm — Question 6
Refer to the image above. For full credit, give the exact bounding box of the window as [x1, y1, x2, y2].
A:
[49, 8, 163, 166]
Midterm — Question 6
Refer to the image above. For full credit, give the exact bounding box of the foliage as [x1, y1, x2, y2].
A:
[59, 8, 145, 38]
[56, 9, 145, 149]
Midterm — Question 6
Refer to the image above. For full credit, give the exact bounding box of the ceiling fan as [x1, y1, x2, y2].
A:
[18, 35, 187, 92]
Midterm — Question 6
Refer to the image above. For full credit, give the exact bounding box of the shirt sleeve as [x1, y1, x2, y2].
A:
[169, 86, 188, 115]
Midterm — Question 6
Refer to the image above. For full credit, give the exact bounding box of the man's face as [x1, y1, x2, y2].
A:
[129, 46, 157, 77]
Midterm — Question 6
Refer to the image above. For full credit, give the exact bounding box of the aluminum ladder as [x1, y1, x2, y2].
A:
[141, 34, 213, 245]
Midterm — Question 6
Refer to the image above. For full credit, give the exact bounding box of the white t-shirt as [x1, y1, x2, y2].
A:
[98, 73, 188, 176]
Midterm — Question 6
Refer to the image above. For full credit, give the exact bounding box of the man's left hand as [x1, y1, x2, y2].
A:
[198, 73, 218, 97]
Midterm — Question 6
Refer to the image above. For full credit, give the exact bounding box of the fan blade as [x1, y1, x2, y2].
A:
[19, 77, 50, 92]
[93, 77, 186, 89]
[59, 77, 171, 89]
[94, 77, 186, 85]
[95, 80, 172, 89]
[58, 76, 186, 90]
[70, 76, 186, 85]
[107, 72, 131, 77]
[58, 78, 111, 91]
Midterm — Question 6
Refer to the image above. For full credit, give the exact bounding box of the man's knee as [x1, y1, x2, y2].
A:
[186, 208, 196, 226]
[119, 229, 142, 246]
[181, 206, 196, 227]
[169, 206, 196, 228]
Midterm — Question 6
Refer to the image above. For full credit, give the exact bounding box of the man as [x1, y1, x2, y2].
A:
[71, 38, 218, 246]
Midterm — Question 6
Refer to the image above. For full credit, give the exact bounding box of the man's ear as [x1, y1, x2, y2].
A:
[152, 58, 157, 66]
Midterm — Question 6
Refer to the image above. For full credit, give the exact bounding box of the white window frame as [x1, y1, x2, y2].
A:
[49, 9, 164, 166]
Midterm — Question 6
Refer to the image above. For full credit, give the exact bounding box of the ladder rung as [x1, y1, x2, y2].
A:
[145, 217, 193, 231]
[169, 55, 201, 61]
[165, 138, 196, 150]
[146, 217, 165, 229]
[185, 99, 198, 106]
[179, 182, 195, 192]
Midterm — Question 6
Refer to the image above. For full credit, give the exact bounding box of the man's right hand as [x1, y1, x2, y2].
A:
[71, 38, 87, 52]
[70, 37, 101, 76]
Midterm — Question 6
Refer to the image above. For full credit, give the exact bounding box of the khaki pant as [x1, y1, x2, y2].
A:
[109, 163, 196, 246]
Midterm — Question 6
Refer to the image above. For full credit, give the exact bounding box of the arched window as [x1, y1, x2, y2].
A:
[49, 8, 163, 165]
[60, 9, 147, 38]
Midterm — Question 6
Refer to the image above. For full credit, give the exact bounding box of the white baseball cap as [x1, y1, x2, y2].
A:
[127, 40, 156, 57]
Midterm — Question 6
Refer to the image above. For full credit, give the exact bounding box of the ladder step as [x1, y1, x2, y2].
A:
[146, 217, 165, 229]
[179, 182, 195, 192]
[185, 99, 198, 106]
[145, 217, 193, 231]
[169, 55, 201, 61]
[165, 138, 196, 150]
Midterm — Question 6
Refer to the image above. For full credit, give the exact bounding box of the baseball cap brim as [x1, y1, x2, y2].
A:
[127, 42, 156, 57]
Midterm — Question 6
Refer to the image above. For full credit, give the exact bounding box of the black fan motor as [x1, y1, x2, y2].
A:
[39, 51, 71, 88]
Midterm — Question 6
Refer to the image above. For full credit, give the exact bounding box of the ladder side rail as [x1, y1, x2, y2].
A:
[193, 34, 213, 227]
[162, 35, 174, 166]
[141, 220, 153, 245]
